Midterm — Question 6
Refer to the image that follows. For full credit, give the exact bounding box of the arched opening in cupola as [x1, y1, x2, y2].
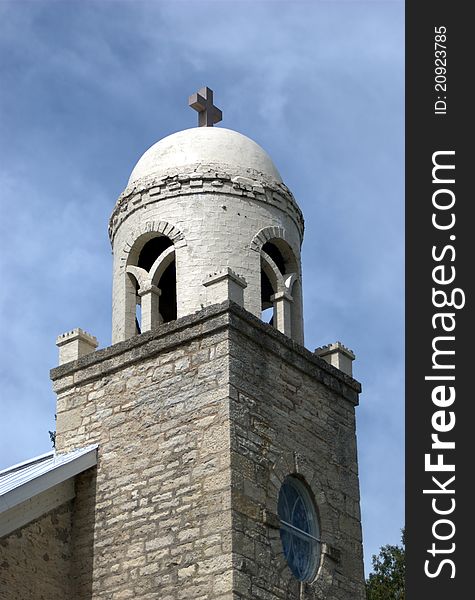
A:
[259, 239, 302, 342]
[261, 268, 275, 325]
[126, 233, 177, 335]
[262, 242, 286, 275]
[137, 236, 173, 271]
[137, 236, 177, 324]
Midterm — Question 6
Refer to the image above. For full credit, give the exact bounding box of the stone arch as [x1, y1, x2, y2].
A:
[118, 221, 184, 338]
[261, 250, 285, 297]
[119, 220, 185, 273]
[250, 225, 290, 253]
[252, 228, 303, 344]
[150, 246, 176, 287]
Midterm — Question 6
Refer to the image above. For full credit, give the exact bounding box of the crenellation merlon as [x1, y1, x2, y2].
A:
[315, 341, 356, 377]
[56, 328, 98, 366]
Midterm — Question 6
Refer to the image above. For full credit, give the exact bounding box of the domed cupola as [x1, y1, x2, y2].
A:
[109, 87, 305, 345]
[127, 127, 283, 186]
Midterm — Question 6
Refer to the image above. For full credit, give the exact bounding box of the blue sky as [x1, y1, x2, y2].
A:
[0, 0, 404, 576]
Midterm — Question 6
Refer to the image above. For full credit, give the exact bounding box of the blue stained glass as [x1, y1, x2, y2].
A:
[293, 497, 309, 533]
[277, 476, 320, 582]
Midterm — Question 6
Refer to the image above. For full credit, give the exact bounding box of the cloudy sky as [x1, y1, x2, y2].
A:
[0, 0, 404, 575]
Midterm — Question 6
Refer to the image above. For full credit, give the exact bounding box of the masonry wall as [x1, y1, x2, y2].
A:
[52, 308, 235, 599]
[50, 302, 365, 600]
[110, 164, 304, 344]
[226, 310, 366, 600]
[0, 502, 72, 600]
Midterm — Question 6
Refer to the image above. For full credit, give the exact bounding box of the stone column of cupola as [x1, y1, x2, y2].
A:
[109, 127, 305, 345]
[270, 291, 293, 337]
[138, 284, 162, 332]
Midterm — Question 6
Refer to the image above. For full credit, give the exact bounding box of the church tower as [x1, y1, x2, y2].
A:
[109, 89, 304, 346]
[49, 88, 365, 599]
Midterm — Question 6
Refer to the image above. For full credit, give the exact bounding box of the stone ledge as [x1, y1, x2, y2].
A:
[226, 306, 361, 405]
[50, 302, 361, 402]
[50, 304, 232, 391]
[225, 302, 361, 394]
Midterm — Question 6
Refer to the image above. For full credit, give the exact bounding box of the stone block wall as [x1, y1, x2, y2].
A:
[50, 302, 365, 599]
[226, 310, 365, 600]
[0, 502, 72, 600]
[51, 307, 235, 599]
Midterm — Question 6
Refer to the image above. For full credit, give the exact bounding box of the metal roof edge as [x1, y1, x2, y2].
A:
[0, 450, 54, 477]
[0, 445, 98, 514]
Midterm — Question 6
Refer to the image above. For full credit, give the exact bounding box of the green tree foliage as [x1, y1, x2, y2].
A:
[366, 529, 405, 600]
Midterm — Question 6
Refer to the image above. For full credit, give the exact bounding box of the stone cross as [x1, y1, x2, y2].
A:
[188, 87, 222, 127]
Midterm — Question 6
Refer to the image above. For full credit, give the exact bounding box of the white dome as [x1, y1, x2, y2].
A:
[128, 127, 282, 185]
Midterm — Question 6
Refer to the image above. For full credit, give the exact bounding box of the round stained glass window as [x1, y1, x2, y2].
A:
[277, 476, 321, 581]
